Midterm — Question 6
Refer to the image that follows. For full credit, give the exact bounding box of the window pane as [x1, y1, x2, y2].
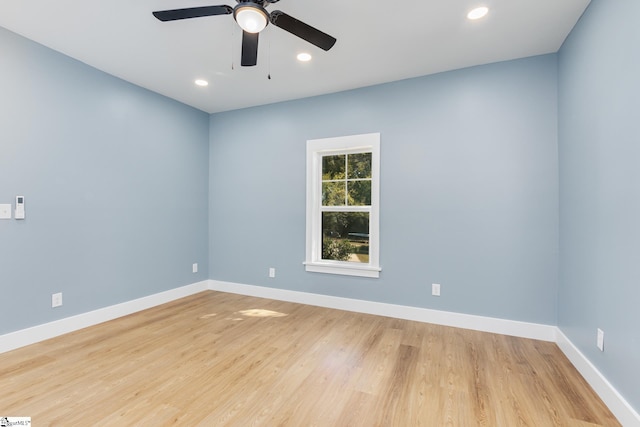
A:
[348, 180, 371, 206]
[322, 155, 345, 180]
[322, 212, 370, 263]
[347, 152, 372, 179]
[323, 182, 346, 206]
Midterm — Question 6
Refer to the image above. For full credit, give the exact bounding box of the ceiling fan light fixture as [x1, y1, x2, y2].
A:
[234, 4, 269, 33]
[467, 6, 489, 20]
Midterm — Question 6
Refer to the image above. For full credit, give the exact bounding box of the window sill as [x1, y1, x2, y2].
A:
[304, 261, 381, 278]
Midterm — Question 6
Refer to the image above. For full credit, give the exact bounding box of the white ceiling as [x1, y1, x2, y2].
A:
[0, 0, 590, 114]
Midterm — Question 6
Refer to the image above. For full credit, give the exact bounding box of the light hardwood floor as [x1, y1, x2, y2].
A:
[0, 291, 620, 426]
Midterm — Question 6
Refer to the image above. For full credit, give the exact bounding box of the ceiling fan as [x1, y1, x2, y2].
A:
[152, 0, 337, 67]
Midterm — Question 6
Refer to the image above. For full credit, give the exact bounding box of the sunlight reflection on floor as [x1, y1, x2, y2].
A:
[199, 308, 288, 320]
[237, 309, 288, 318]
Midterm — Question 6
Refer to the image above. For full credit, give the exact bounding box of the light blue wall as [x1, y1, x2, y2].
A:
[0, 26, 210, 335]
[558, 0, 640, 412]
[209, 54, 559, 325]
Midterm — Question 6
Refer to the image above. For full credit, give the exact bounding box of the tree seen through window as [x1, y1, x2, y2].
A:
[321, 152, 372, 262]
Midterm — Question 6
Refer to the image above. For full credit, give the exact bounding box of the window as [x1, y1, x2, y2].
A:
[305, 133, 380, 278]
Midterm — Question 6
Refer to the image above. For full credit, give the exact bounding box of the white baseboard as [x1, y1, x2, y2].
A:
[556, 330, 640, 427]
[0, 280, 209, 354]
[207, 280, 557, 341]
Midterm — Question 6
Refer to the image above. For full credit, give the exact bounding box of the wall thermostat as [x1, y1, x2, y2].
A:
[15, 195, 25, 220]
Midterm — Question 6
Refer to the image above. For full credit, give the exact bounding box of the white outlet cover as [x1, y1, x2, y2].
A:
[52, 292, 63, 308]
[597, 328, 604, 351]
[432, 283, 441, 296]
[0, 204, 11, 219]
[192, 263, 198, 273]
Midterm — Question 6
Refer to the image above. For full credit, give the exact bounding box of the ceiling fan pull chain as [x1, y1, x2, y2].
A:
[231, 18, 235, 70]
[267, 26, 272, 80]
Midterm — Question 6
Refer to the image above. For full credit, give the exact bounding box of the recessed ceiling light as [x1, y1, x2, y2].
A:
[194, 79, 209, 87]
[297, 53, 312, 62]
[467, 6, 489, 20]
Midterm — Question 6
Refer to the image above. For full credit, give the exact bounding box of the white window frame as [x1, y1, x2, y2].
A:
[305, 133, 381, 278]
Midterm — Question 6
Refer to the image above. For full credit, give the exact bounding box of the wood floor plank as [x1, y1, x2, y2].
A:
[0, 291, 621, 426]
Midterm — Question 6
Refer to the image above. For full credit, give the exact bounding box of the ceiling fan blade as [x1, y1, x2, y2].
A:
[241, 31, 259, 66]
[152, 5, 232, 22]
[270, 10, 336, 51]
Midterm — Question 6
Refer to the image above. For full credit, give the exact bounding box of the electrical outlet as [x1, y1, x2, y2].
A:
[52, 292, 63, 308]
[192, 263, 198, 273]
[596, 328, 604, 351]
[432, 283, 441, 296]
[269, 267, 276, 278]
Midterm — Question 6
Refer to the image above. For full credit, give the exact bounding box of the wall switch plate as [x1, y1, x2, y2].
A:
[192, 263, 198, 273]
[432, 283, 441, 296]
[0, 204, 11, 219]
[597, 328, 604, 351]
[269, 267, 276, 278]
[52, 292, 63, 308]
